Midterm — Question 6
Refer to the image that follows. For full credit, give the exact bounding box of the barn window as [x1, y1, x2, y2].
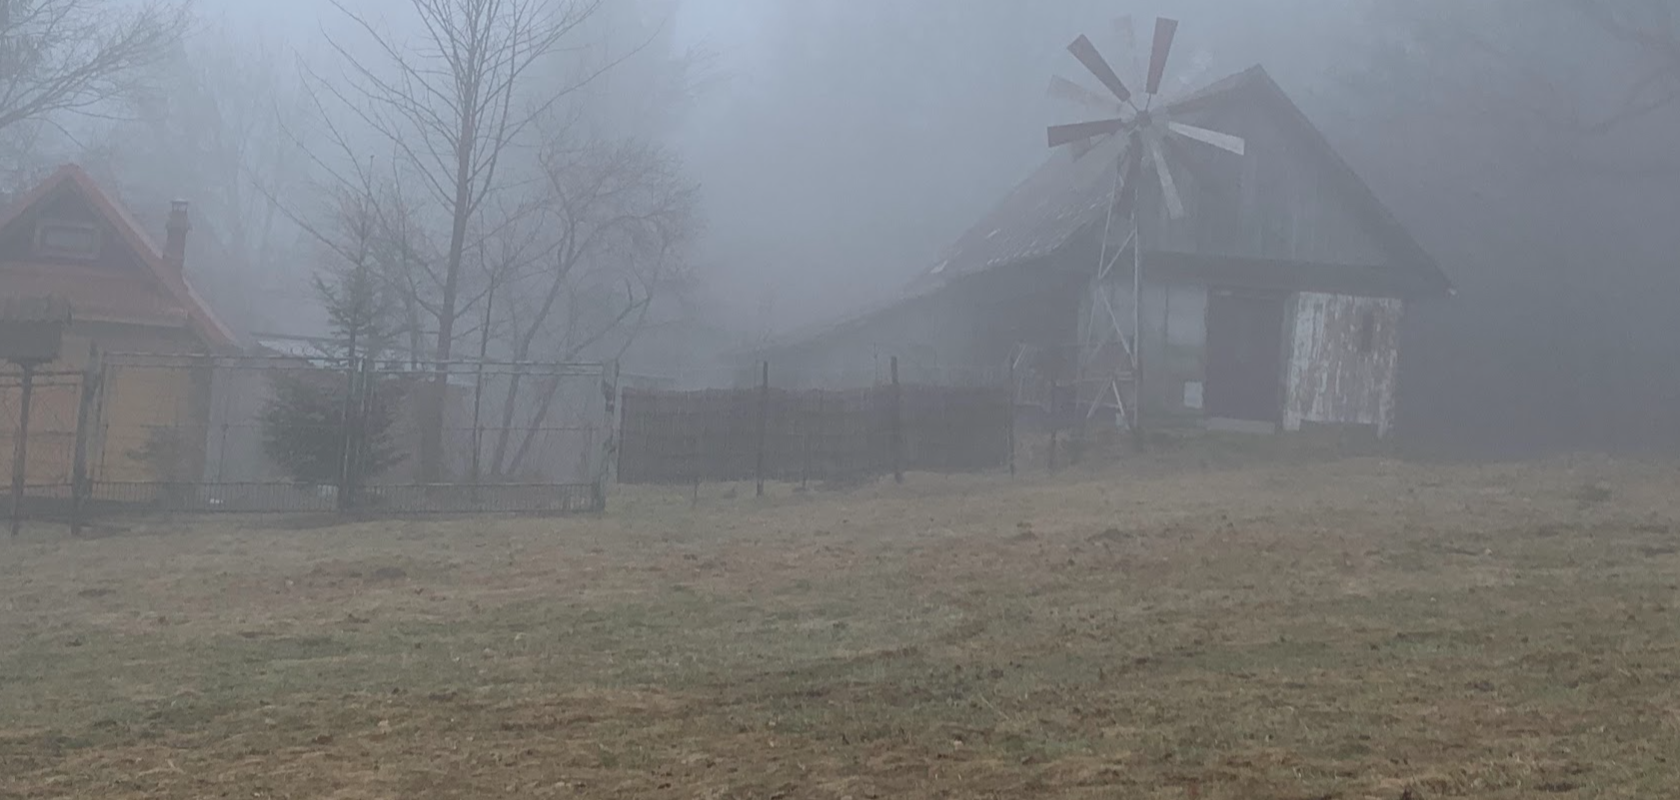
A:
[33, 221, 102, 260]
[1356, 308, 1377, 355]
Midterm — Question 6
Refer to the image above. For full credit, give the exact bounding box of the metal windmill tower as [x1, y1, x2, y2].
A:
[1045, 16, 1245, 431]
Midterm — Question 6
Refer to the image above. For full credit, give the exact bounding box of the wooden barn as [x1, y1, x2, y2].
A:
[750, 66, 1451, 437]
[0, 165, 237, 491]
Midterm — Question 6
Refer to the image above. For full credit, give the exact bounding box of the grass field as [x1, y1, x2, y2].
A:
[2, 452, 1679, 799]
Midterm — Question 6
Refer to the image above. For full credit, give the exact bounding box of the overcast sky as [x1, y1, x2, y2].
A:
[180, 0, 1382, 333]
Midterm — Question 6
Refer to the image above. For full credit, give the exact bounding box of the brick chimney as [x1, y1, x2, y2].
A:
[164, 199, 190, 276]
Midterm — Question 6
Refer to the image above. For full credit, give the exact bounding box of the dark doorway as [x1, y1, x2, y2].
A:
[1205, 287, 1288, 424]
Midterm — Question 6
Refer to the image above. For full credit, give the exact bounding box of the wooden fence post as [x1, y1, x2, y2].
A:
[70, 344, 102, 537]
[890, 356, 903, 484]
[755, 361, 769, 497]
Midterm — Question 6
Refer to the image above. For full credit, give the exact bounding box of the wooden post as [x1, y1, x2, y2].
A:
[755, 361, 769, 497]
[69, 345, 102, 537]
[9, 361, 37, 537]
[890, 356, 903, 484]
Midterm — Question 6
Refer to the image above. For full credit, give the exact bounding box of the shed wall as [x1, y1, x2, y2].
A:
[1283, 292, 1402, 435]
[1084, 276, 1209, 420]
[1141, 94, 1390, 269]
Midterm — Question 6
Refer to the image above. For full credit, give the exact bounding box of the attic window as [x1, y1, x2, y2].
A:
[34, 221, 102, 260]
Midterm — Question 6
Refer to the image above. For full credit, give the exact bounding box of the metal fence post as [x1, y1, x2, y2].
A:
[801, 390, 818, 490]
[335, 356, 357, 512]
[70, 344, 102, 536]
[8, 361, 36, 537]
[755, 360, 769, 497]
[1007, 359, 1017, 477]
[354, 356, 377, 511]
[1048, 379, 1060, 474]
[890, 356, 903, 484]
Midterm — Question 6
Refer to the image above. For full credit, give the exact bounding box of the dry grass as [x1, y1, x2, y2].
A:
[3, 451, 1680, 798]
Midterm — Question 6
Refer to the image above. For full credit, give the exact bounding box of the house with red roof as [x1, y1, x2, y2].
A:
[0, 164, 237, 490]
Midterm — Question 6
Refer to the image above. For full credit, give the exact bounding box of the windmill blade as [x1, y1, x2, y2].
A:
[1048, 118, 1127, 148]
[1147, 135, 1185, 219]
[1067, 35, 1132, 104]
[1146, 17, 1180, 95]
[1048, 75, 1122, 112]
[1113, 15, 1143, 81]
[1167, 121, 1245, 155]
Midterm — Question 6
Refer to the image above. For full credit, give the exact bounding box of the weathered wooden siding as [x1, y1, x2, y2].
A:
[1139, 97, 1389, 269]
[1283, 292, 1402, 435]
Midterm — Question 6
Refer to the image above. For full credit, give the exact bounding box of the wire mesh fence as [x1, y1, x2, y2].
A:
[6, 352, 618, 520]
[618, 358, 1014, 488]
[2, 367, 85, 526]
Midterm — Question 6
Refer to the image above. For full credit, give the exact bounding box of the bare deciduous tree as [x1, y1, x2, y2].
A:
[81, 31, 315, 332]
[0, 0, 189, 133]
[313, 0, 641, 480]
[484, 136, 696, 478]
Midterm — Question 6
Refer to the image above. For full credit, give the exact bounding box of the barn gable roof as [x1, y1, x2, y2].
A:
[916, 65, 1450, 295]
[746, 65, 1450, 358]
[0, 164, 238, 350]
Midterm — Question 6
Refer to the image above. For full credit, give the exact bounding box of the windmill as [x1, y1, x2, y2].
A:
[1045, 16, 1245, 432]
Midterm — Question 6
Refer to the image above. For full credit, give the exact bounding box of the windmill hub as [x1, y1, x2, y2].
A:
[1046, 15, 1246, 221]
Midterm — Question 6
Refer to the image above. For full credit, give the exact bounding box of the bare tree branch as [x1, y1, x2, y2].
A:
[0, 0, 189, 133]
[485, 134, 696, 477]
[307, 0, 674, 480]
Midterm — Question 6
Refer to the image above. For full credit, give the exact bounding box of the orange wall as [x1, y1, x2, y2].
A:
[1, 322, 213, 488]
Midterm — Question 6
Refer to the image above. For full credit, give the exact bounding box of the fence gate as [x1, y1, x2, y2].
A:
[2, 366, 89, 530]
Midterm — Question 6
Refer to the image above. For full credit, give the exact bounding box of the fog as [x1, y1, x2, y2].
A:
[5, 0, 1677, 455]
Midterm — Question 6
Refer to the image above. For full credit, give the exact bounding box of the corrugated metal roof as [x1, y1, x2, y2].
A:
[750, 65, 1450, 356]
[915, 131, 1132, 289]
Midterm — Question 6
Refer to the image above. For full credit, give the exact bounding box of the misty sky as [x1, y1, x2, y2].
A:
[191, 1, 1362, 335]
[173, 0, 1528, 340]
[59, 0, 1680, 456]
